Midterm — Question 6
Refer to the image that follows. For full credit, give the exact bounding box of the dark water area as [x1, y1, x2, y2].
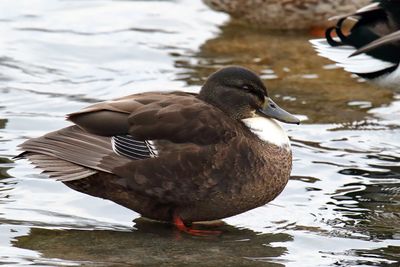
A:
[0, 0, 399, 266]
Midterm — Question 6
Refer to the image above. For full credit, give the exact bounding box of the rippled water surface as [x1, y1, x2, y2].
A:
[1, 0, 400, 266]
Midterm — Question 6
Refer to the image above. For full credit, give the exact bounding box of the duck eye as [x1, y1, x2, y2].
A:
[242, 85, 251, 91]
[242, 85, 264, 101]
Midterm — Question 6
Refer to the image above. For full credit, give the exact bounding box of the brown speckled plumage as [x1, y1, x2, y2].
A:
[203, 0, 371, 29]
[17, 67, 297, 224]
[62, 132, 291, 222]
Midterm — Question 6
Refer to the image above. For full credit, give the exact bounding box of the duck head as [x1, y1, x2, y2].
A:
[198, 66, 300, 124]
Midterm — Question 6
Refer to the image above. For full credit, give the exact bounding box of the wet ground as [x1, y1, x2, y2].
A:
[0, 0, 399, 266]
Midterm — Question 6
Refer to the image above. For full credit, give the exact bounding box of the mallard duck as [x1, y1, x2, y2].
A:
[310, 1, 400, 89]
[203, 0, 371, 30]
[17, 66, 300, 235]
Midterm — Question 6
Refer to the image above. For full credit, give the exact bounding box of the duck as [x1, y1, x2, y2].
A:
[16, 66, 300, 235]
[310, 0, 400, 89]
[202, 0, 371, 31]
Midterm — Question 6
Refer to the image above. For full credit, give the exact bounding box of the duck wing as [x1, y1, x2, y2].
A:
[328, 2, 382, 21]
[351, 30, 400, 56]
[18, 91, 242, 204]
[67, 91, 237, 145]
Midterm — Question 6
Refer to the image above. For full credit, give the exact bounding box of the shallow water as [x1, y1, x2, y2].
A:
[1, 0, 399, 266]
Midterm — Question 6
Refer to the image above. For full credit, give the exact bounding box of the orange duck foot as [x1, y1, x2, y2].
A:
[173, 214, 222, 236]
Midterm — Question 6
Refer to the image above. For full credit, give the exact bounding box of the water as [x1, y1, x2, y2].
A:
[1, 0, 399, 266]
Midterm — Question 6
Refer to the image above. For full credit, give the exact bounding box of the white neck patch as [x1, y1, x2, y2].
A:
[242, 116, 290, 149]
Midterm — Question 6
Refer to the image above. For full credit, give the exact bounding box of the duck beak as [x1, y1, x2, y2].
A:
[257, 97, 300, 124]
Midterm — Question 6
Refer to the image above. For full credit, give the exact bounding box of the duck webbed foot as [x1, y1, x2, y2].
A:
[173, 213, 222, 236]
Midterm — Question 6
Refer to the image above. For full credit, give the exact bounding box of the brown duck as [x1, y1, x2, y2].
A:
[17, 66, 300, 235]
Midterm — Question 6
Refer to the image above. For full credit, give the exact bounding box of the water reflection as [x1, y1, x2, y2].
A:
[0, 119, 6, 129]
[14, 219, 292, 266]
[0, 119, 12, 205]
[0, 159, 13, 207]
[331, 153, 400, 241]
[343, 246, 400, 266]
